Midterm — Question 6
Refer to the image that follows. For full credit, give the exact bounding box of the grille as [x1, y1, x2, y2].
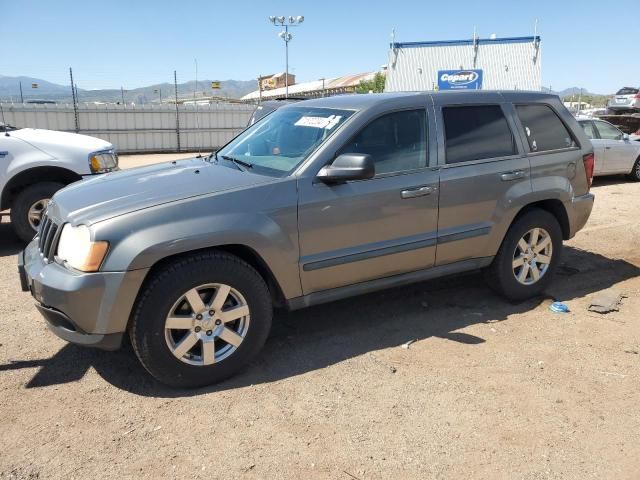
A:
[37, 213, 61, 262]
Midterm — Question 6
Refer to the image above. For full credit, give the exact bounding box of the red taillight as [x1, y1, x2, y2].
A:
[583, 153, 594, 190]
[635, 94, 640, 99]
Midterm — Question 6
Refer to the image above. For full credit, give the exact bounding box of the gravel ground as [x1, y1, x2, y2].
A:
[1, 156, 639, 479]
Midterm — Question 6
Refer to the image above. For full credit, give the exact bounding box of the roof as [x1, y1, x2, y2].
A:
[276, 90, 558, 112]
[392, 36, 540, 48]
[291, 92, 422, 110]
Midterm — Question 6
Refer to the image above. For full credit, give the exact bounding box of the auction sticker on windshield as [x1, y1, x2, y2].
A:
[295, 115, 342, 129]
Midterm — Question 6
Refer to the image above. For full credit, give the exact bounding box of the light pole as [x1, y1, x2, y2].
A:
[268, 15, 304, 99]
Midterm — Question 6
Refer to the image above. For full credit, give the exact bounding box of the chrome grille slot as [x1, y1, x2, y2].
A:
[37, 214, 60, 262]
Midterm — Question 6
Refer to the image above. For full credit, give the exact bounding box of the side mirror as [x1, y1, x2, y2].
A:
[317, 153, 375, 183]
[622, 133, 630, 141]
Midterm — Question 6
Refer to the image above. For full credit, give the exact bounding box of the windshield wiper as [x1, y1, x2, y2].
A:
[220, 155, 253, 171]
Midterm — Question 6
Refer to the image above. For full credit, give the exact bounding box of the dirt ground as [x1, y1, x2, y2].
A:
[1, 155, 639, 479]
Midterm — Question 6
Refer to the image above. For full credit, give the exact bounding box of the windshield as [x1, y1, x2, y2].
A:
[616, 87, 639, 95]
[218, 106, 354, 177]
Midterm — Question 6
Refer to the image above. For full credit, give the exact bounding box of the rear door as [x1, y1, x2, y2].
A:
[297, 101, 440, 294]
[435, 95, 531, 266]
[592, 120, 638, 173]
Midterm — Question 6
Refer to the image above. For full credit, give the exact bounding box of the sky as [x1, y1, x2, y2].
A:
[3, 0, 637, 93]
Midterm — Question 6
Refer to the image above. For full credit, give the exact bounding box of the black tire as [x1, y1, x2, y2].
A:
[626, 157, 640, 182]
[11, 182, 64, 242]
[129, 251, 273, 388]
[485, 209, 563, 302]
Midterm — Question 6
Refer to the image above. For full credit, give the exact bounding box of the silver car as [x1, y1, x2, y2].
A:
[578, 119, 640, 180]
[607, 87, 640, 113]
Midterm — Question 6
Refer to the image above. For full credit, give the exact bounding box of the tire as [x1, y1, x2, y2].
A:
[11, 182, 64, 242]
[485, 209, 563, 302]
[129, 251, 273, 388]
[626, 157, 640, 182]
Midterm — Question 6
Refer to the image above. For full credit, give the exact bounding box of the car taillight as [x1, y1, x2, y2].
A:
[635, 94, 640, 99]
[583, 153, 594, 190]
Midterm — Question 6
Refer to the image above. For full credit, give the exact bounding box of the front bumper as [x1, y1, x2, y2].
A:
[19, 240, 148, 350]
[567, 192, 595, 238]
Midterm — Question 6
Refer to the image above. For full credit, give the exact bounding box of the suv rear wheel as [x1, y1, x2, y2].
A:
[11, 182, 64, 242]
[129, 251, 273, 388]
[486, 209, 562, 302]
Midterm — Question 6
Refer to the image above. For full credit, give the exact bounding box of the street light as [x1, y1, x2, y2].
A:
[268, 15, 304, 98]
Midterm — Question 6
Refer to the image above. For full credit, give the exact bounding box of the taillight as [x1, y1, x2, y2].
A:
[583, 153, 594, 190]
[635, 94, 640, 99]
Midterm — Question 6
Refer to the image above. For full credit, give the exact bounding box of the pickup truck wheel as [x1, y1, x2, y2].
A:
[11, 182, 64, 242]
[626, 157, 640, 182]
[129, 251, 272, 388]
[486, 209, 562, 302]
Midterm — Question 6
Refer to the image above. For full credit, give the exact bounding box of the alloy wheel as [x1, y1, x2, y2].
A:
[512, 227, 553, 285]
[27, 199, 50, 230]
[164, 283, 250, 366]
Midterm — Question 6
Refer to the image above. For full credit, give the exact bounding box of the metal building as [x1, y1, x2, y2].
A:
[385, 36, 542, 92]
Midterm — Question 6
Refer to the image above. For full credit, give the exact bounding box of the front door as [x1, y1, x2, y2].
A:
[297, 108, 439, 294]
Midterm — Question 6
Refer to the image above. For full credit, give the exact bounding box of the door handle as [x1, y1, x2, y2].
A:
[500, 170, 527, 181]
[401, 186, 434, 199]
[605, 146, 612, 150]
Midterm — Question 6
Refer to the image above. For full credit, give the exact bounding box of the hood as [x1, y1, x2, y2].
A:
[11, 128, 113, 159]
[48, 157, 277, 225]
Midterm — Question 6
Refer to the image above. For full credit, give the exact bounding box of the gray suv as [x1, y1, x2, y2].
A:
[19, 91, 595, 387]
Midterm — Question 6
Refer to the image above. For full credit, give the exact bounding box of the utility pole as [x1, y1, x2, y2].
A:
[120, 86, 125, 105]
[174, 70, 181, 152]
[69, 67, 79, 132]
[19, 81, 24, 103]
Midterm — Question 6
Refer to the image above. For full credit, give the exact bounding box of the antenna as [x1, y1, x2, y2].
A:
[194, 58, 203, 158]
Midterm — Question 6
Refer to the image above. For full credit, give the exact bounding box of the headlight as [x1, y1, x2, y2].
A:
[89, 149, 118, 173]
[57, 224, 109, 272]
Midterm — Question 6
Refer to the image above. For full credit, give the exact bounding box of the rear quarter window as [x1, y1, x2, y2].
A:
[443, 105, 516, 164]
[515, 104, 576, 153]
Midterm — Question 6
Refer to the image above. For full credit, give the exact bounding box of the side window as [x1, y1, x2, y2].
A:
[580, 121, 597, 140]
[515, 104, 576, 152]
[594, 121, 623, 141]
[443, 105, 516, 164]
[339, 109, 427, 175]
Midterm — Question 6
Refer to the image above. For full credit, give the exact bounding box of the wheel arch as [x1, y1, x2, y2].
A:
[511, 199, 570, 240]
[137, 244, 288, 310]
[1, 166, 82, 210]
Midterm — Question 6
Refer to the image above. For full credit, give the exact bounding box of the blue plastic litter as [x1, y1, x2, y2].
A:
[549, 302, 570, 313]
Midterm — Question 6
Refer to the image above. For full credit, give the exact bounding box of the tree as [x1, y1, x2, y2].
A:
[356, 72, 386, 94]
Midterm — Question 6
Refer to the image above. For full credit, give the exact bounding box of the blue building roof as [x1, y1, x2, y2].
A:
[391, 36, 541, 49]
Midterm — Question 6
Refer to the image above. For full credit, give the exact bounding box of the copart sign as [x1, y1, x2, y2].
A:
[437, 70, 483, 90]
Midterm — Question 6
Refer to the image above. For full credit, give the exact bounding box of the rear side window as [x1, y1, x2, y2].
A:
[516, 104, 576, 152]
[580, 121, 597, 139]
[443, 105, 516, 164]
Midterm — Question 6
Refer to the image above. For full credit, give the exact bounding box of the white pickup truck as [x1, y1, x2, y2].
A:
[0, 122, 118, 241]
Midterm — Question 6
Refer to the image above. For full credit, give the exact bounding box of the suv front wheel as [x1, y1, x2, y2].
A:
[11, 182, 64, 242]
[486, 209, 563, 302]
[129, 251, 273, 388]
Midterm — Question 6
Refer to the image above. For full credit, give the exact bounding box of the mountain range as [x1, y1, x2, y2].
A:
[0, 75, 258, 103]
[1, 75, 608, 104]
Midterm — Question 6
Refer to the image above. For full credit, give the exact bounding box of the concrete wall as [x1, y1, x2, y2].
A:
[0, 103, 255, 154]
